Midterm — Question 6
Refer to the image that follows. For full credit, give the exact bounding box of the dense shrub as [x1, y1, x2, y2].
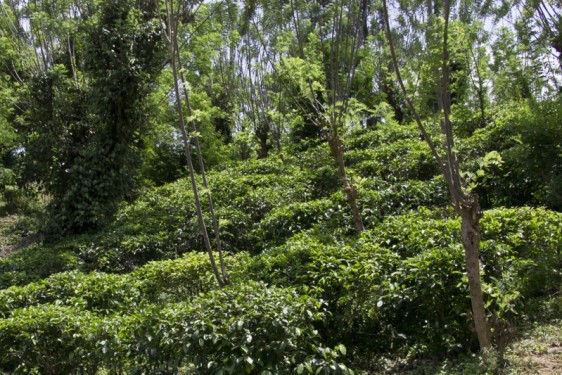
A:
[0, 157, 319, 283]
[253, 196, 346, 251]
[480, 207, 562, 298]
[1, 205, 560, 368]
[0, 252, 220, 318]
[244, 232, 407, 352]
[125, 282, 350, 374]
[0, 282, 353, 374]
[346, 122, 421, 150]
[0, 240, 81, 289]
[76, 158, 316, 268]
[0, 122, 450, 285]
[346, 138, 438, 182]
[243, 206, 562, 357]
[359, 177, 448, 227]
[292, 147, 340, 198]
[0, 271, 142, 319]
[211, 160, 312, 213]
[372, 206, 562, 352]
[0, 305, 104, 374]
[462, 99, 562, 210]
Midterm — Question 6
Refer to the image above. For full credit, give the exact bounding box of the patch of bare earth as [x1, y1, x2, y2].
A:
[0, 214, 21, 257]
[0, 214, 43, 258]
[504, 322, 562, 374]
[529, 344, 562, 374]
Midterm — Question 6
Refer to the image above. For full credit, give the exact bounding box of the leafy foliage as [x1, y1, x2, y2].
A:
[0, 281, 352, 374]
[1, 4, 562, 368]
[463, 99, 562, 210]
[241, 206, 562, 357]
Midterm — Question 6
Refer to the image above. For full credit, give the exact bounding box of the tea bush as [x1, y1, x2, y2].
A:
[76, 158, 317, 268]
[346, 138, 438, 182]
[371, 206, 562, 353]
[461, 99, 562, 210]
[359, 177, 448, 227]
[0, 282, 353, 374]
[346, 122, 421, 150]
[0, 252, 220, 318]
[253, 196, 346, 250]
[480, 207, 562, 298]
[0, 304, 104, 374]
[243, 206, 562, 357]
[0, 240, 81, 288]
[244, 232, 404, 352]
[125, 282, 350, 374]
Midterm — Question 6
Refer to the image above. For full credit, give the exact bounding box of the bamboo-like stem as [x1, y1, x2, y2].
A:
[175, 46, 229, 284]
[165, 0, 225, 288]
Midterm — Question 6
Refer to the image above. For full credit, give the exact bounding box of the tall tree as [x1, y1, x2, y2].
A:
[0, 0, 167, 233]
[267, 0, 369, 232]
[164, 0, 229, 287]
[382, 0, 492, 352]
[516, 0, 562, 69]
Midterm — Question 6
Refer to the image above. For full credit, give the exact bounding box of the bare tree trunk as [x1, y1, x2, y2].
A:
[381, 0, 491, 354]
[165, 0, 226, 288]
[328, 133, 365, 233]
[175, 49, 229, 285]
[459, 196, 491, 350]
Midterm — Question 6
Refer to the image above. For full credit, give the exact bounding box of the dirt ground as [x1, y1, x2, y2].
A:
[504, 322, 562, 374]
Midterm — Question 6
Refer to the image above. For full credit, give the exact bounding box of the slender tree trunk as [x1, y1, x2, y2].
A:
[284, 0, 366, 233]
[255, 124, 271, 159]
[328, 133, 365, 233]
[381, 0, 491, 354]
[166, 0, 226, 288]
[441, 0, 491, 351]
[459, 196, 491, 350]
[175, 48, 229, 285]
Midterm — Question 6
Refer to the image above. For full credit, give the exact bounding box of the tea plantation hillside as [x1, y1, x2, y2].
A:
[1, 118, 561, 374]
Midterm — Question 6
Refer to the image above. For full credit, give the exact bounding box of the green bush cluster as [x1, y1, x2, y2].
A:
[462, 99, 562, 210]
[0, 281, 352, 374]
[346, 139, 437, 183]
[4, 205, 558, 371]
[0, 240, 81, 288]
[480, 207, 562, 299]
[0, 132, 442, 284]
[243, 228, 469, 356]
[77, 158, 317, 267]
[346, 122, 421, 150]
[359, 177, 448, 227]
[2, 111, 561, 373]
[241, 206, 562, 357]
[0, 252, 217, 318]
[0, 124, 452, 287]
[254, 196, 346, 249]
